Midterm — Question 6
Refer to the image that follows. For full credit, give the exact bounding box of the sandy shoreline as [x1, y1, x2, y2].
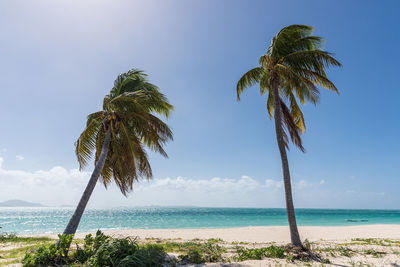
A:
[10, 225, 400, 266]
[32, 224, 400, 243]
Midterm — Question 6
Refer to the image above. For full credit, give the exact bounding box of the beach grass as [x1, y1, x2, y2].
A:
[0, 233, 52, 243]
[0, 233, 55, 266]
[1, 232, 400, 266]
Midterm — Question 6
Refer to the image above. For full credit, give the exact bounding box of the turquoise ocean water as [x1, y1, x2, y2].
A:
[1, 207, 400, 234]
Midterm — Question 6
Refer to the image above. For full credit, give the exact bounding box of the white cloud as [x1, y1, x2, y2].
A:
[0, 157, 90, 205]
[0, 157, 396, 209]
[16, 155, 24, 161]
[0, 157, 286, 208]
[128, 175, 285, 208]
[296, 179, 309, 189]
[319, 179, 325, 185]
[265, 179, 283, 188]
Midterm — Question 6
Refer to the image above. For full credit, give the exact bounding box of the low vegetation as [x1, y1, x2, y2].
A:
[178, 242, 226, 264]
[0, 233, 55, 266]
[1, 233, 400, 266]
[22, 234, 74, 266]
[0, 233, 51, 243]
[235, 245, 285, 261]
[21, 231, 171, 267]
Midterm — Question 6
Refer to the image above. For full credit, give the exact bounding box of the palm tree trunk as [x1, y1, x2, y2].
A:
[271, 78, 302, 247]
[60, 126, 111, 248]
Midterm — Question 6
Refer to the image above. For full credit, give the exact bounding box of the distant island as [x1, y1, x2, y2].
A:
[0, 199, 45, 207]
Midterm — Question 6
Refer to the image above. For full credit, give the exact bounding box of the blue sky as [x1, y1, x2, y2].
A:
[0, 0, 399, 208]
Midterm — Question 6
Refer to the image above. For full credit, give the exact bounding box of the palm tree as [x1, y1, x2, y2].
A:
[61, 68, 173, 247]
[236, 25, 341, 247]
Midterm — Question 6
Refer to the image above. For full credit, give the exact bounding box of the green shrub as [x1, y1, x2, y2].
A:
[74, 230, 109, 263]
[178, 241, 226, 263]
[236, 245, 285, 261]
[207, 238, 223, 244]
[22, 234, 73, 267]
[134, 244, 171, 266]
[363, 248, 385, 258]
[160, 241, 204, 253]
[0, 233, 51, 243]
[88, 238, 167, 267]
[22, 231, 169, 267]
[337, 246, 354, 257]
[236, 247, 264, 260]
[0, 232, 18, 242]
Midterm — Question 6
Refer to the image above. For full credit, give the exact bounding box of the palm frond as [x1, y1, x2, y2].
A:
[105, 122, 152, 195]
[289, 36, 324, 51]
[110, 68, 147, 97]
[269, 25, 314, 57]
[280, 99, 305, 152]
[236, 67, 264, 100]
[283, 50, 342, 74]
[110, 90, 173, 118]
[77, 68, 172, 195]
[237, 24, 341, 153]
[75, 113, 105, 170]
[259, 71, 271, 96]
[288, 93, 306, 132]
[290, 67, 338, 93]
[276, 63, 320, 104]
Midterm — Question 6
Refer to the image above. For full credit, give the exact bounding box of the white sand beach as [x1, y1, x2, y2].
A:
[29, 225, 400, 266]
[40, 224, 400, 243]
